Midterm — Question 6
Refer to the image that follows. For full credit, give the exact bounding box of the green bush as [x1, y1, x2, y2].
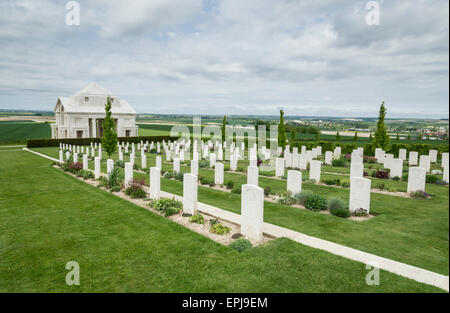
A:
[294, 190, 313, 205]
[79, 170, 94, 180]
[264, 186, 271, 196]
[229, 238, 252, 253]
[276, 191, 296, 205]
[189, 213, 204, 224]
[304, 194, 327, 211]
[410, 190, 430, 199]
[225, 180, 235, 189]
[375, 183, 386, 191]
[151, 198, 183, 216]
[330, 207, 350, 218]
[332, 158, 347, 167]
[124, 183, 146, 199]
[231, 186, 241, 194]
[210, 223, 231, 235]
[198, 160, 209, 168]
[426, 174, 439, 184]
[339, 179, 350, 188]
[327, 197, 345, 211]
[115, 160, 125, 168]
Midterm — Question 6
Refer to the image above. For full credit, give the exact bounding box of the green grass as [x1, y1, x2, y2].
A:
[0, 122, 51, 144]
[31, 147, 449, 276]
[1, 150, 444, 292]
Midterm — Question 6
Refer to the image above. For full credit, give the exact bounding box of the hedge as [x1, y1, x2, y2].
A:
[26, 136, 179, 148]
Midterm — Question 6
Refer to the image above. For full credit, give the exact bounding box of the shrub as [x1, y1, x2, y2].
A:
[102, 167, 123, 191]
[294, 190, 313, 205]
[264, 186, 271, 196]
[304, 194, 327, 211]
[199, 176, 213, 186]
[339, 179, 350, 188]
[323, 178, 340, 186]
[229, 238, 252, 253]
[210, 223, 231, 235]
[79, 170, 94, 180]
[410, 190, 430, 199]
[276, 191, 296, 205]
[175, 172, 184, 181]
[164, 170, 176, 179]
[231, 186, 241, 194]
[198, 160, 209, 168]
[115, 160, 125, 168]
[225, 180, 235, 189]
[330, 207, 350, 218]
[68, 162, 83, 174]
[392, 176, 400, 181]
[426, 174, 440, 184]
[125, 183, 146, 199]
[402, 174, 408, 181]
[327, 197, 345, 211]
[374, 170, 389, 179]
[189, 213, 204, 224]
[151, 198, 183, 216]
[375, 182, 386, 190]
[332, 158, 346, 167]
[389, 187, 397, 193]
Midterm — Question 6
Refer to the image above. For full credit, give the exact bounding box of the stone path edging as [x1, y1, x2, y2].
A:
[23, 148, 450, 292]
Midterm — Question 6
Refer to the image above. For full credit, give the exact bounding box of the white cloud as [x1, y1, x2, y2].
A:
[0, 0, 448, 118]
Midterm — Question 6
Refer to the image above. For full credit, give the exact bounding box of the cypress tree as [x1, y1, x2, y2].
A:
[102, 96, 118, 158]
[221, 115, 226, 142]
[373, 101, 390, 150]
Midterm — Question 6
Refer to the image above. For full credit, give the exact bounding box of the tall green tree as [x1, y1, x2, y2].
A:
[353, 131, 358, 141]
[336, 131, 341, 141]
[221, 115, 227, 142]
[278, 109, 287, 148]
[315, 130, 320, 142]
[102, 96, 118, 158]
[369, 132, 373, 140]
[373, 101, 390, 150]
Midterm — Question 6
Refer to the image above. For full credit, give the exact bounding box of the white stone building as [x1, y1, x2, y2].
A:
[51, 82, 138, 139]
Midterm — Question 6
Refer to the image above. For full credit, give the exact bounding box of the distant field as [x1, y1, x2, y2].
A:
[0, 122, 51, 144]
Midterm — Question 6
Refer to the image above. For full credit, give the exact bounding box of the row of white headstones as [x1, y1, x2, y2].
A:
[58, 141, 448, 242]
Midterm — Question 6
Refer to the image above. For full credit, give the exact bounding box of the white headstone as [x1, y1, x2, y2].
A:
[419, 155, 431, 172]
[107, 159, 114, 175]
[183, 173, 198, 215]
[173, 158, 180, 174]
[349, 177, 371, 214]
[409, 151, 418, 166]
[73, 153, 78, 163]
[59, 150, 63, 164]
[325, 151, 333, 165]
[247, 166, 259, 186]
[287, 170, 302, 195]
[83, 154, 88, 170]
[156, 156, 162, 171]
[429, 150, 438, 163]
[241, 184, 264, 242]
[191, 160, 198, 176]
[390, 159, 403, 178]
[407, 167, 426, 193]
[94, 157, 101, 179]
[149, 167, 160, 200]
[124, 162, 133, 187]
[141, 154, 147, 169]
[350, 162, 364, 179]
[399, 149, 407, 161]
[275, 158, 285, 178]
[214, 162, 224, 185]
[309, 160, 321, 182]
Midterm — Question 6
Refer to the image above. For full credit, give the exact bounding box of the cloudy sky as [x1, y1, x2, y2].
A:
[0, 0, 448, 118]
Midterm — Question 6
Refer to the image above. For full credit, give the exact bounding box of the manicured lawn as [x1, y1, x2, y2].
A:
[31, 147, 449, 275]
[0, 122, 51, 144]
[1, 150, 444, 292]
